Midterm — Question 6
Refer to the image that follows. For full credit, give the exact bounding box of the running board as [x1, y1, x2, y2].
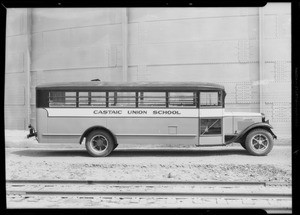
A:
[196, 144, 225, 147]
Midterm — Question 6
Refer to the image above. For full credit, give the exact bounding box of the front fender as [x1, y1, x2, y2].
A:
[226, 122, 277, 144]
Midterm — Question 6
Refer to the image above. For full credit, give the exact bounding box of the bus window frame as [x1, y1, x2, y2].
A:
[168, 91, 198, 108]
[42, 89, 203, 109]
[199, 90, 223, 109]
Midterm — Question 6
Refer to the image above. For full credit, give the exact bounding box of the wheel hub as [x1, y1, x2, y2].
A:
[90, 135, 108, 152]
[251, 134, 268, 151]
[96, 139, 104, 146]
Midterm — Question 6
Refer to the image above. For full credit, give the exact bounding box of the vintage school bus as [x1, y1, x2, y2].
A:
[27, 81, 277, 157]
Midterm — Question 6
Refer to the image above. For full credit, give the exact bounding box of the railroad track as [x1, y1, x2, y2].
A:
[6, 180, 292, 213]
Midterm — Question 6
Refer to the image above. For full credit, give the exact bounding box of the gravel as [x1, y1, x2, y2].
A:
[6, 148, 291, 183]
[5, 129, 292, 184]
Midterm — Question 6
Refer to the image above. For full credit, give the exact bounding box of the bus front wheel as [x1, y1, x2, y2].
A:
[85, 130, 114, 157]
[245, 129, 274, 156]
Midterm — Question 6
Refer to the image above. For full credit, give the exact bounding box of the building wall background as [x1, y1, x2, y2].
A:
[5, 4, 291, 143]
[5, 9, 31, 129]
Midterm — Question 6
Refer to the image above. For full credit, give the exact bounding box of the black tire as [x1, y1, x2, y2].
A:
[85, 130, 114, 157]
[245, 129, 274, 156]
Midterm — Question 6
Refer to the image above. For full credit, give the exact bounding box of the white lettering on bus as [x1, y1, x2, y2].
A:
[93, 110, 122, 114]
[153, 110, 181, 115]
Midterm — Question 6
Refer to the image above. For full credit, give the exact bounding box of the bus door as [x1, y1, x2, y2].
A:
[199, 91, 224, 146]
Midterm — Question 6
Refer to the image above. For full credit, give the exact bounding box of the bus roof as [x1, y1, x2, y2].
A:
[36, 81, 225, 92]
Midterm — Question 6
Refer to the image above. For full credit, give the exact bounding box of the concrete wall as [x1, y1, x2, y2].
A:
[261, 4, 291, 141]
[127, 7, 261, 115]
[5, 9, 30, 129]
[28, 8, 124, 127]
[5, 4, 291, 143]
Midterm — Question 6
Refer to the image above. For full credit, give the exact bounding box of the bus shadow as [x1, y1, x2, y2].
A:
[9, 148, 250, 158]
[9, 149, 89, 158]
[111, 148, 250, 157]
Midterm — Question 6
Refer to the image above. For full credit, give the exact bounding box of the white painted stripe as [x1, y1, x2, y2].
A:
[42, 133, 81, 136]
[199, 108, 224, 117]
[45, 108, 244, 118]
[42, 133, 196, 137]
[223, 111, 262, 117]
[116, 134, 197, 137]
[45, 108, 199, 118]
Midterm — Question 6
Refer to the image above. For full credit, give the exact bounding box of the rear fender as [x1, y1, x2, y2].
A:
[79, 126, 118, 145]
[225, 122, 277, 144]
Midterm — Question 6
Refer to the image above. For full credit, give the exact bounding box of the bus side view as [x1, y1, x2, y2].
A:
[27, 81, 277, 157]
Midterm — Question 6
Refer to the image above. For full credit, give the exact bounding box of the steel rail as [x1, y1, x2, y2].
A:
[7, 190, 291, 198]
[6, 179, 291, 198]
[6, 179, 268, 186]
[6, 180, 291, 212]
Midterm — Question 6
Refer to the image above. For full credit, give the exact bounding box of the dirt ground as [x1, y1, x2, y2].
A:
[5, 130, 292, 183]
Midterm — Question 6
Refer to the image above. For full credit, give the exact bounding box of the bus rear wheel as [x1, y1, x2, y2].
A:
[85, 130, 114, 157]
[245, 129, 273, 156]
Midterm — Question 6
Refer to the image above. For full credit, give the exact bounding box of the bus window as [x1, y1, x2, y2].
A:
[78, 92, 89, 107]
[168, 92, 197, 107]
[49, 91, 76, 107]
[90, 92, 106, 107]
[138, 92, 166, 107]
[109, 92, 136, 107]
[200, 92, 222, 107]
